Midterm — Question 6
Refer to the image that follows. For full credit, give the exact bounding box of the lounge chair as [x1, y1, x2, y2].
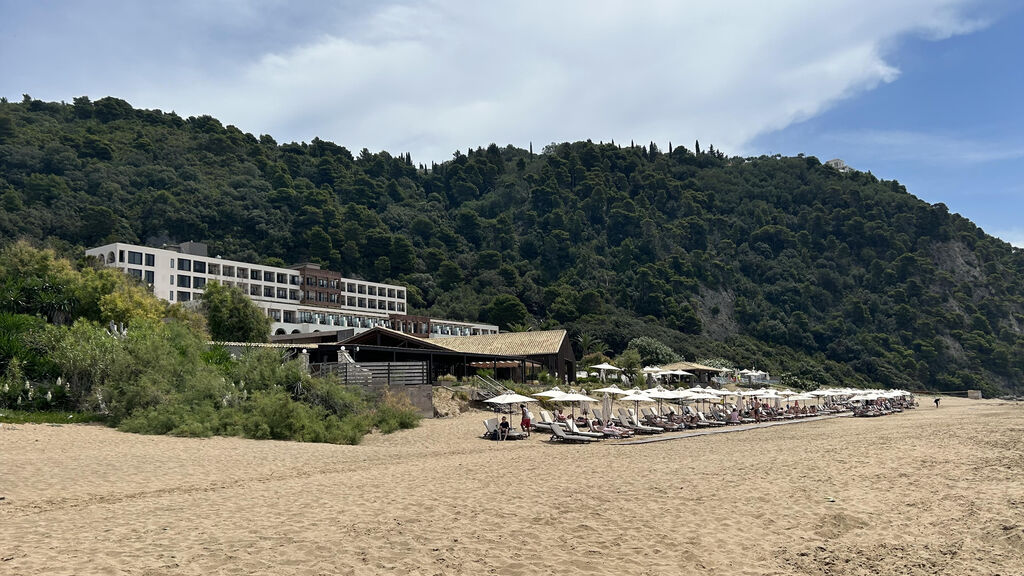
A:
[550, 421, 599, 443]
[617, 408, 663, 434]
[482, 417, 525, 440]
[565, 420, 604, 439]
[695, 411, 726, 427]
[641, 407, 682, 431]
[532, 410, 557, 433]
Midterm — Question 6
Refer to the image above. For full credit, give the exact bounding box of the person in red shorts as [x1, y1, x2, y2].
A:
[520, 403, 532, 437]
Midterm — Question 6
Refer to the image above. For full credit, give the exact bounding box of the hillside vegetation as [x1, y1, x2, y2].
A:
[2, 95, 1023, 395]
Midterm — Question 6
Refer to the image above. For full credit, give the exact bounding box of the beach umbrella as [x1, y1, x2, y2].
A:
[484, 391, 536, 426]
[602, 392, 614, 425]
[646, 387, 678, 414]
[685, 391, 719, 411]
[552, 391, 598, 419]
[593, 383, 628, 395]
[618, 392, 654, 423]
[590, 362, 622, 382]
[533, 386, 564, 398]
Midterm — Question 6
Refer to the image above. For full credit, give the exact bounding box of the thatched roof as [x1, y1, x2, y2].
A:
[661, 360, 724, 373]
[437, 330, 568, 356]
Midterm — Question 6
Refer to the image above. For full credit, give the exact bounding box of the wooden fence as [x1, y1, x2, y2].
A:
[309, 361, 428, 387]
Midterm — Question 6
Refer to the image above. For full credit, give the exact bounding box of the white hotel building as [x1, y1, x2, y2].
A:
[86, 242, 498, 339]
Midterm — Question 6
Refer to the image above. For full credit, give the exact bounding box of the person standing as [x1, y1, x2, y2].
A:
[934, 397, 941, 408]
[520, 403, 532, 437]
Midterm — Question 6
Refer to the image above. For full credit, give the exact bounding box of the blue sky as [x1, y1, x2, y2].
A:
[2, 0, 1022, 245]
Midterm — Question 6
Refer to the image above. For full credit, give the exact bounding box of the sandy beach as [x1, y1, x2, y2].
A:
[2, 396, 1022, 575]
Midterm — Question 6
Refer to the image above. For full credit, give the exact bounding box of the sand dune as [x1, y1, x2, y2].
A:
[2, 396, 1022, 575]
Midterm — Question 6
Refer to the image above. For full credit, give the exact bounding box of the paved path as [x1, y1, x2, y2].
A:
[615, 412, 854, 445]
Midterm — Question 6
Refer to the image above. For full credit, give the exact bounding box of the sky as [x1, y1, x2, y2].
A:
[2, 0, 1022, 245]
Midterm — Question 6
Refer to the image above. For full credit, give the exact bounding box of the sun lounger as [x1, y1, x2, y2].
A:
[617, 408, 663, 433]
[532, 410, 558, 432]
[565, 420, 604, 439]
[550, 421, 598, 443]
[483, 418, 525, 440]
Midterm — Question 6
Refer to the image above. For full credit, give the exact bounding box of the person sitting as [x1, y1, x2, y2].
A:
[498, 416, 511, 440]
[595, 419, 634, 438]
[555, 408, 568, 422]
[728, 407, 741, 424]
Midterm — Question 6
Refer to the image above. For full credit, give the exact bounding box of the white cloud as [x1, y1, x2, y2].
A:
[117, 0, 989, 162]
[826, 130, 1024, 165]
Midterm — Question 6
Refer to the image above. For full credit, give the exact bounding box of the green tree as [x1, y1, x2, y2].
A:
[201, 282, 270, 342]
[483, 294, 528, 330]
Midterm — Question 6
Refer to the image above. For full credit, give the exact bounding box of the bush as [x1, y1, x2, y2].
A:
[370, 391, 421, 434]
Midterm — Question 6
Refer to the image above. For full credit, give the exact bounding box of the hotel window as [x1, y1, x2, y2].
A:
[145, 253, 155, 266]
[358, 298, 366, 308]
[283, 311, 294, 323]
[388, 288, 396, 298]
[177, 276, 191, 288]
[330, 294, 339, 303]
[250, 269, 260, 280]
[347, 283, 356, 293]
[397, 303, 405, 312]
[368, 286, 376, 296]
[223, 265, 234, 276]
[177, 259, 191, 272]
[193, 277, 206, 289]
[144, 271, 154, 284]
[388, 302, 395, 311]
[290, 290, 300, 301]
[127, 251, 143, 265]
[378, 301, 386, 310]
[264, 286, 274, 297]
[193, 261, 206, 274]
[276, 288, 287, 299]
[208, 263, 220, 275]
[397, 290, 405, 299]
[128, 268, 142, 278]
[368, 299, 376, 309]
[357, 284, 366, 294]
[264, 271, 274, 282]
[169, 292, 174, 301]
[290, 275, 300, 285]
[277, 273, 287, 284]
[318, 278, 327, 287]
[169, 258, 174, 268]
[250, 285, 260, 296]
[270, 309, 281, 321]
[177, 291, 191, 302]
[347, 296, 356, 306]
[119, 250, 125, 263]
[306, 277, 314, 286]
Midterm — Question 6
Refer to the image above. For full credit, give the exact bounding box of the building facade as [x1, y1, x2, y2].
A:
[86, 242, 497, 338]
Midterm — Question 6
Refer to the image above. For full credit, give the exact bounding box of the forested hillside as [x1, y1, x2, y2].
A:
[2, 95, 1023, 395]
